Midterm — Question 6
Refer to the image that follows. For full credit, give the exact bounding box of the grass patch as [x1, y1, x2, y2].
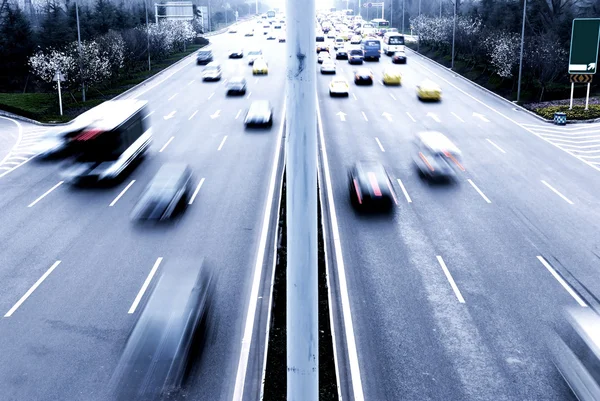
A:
[0, 43, 205, 124]
[533, 105, 600, 120]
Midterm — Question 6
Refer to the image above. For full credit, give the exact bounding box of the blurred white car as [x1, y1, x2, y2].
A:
[329, 79, 349, 97]
[320, 59, 336, 74]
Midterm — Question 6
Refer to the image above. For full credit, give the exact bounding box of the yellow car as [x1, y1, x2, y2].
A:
[416, 80, 442, 101]
[382, 67, 402, 85]
[329, 79, 349, 97]
[253, 59, 268, 75]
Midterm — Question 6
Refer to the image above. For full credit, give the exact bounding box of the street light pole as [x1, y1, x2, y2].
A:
[451, 0, 456, 69]
[402, 0, 404, 34]
[417, 0, 421, 52]
[145, 0, 150, 71]
[516, 0, 527, 103]
[75, 1, 84, 102]
[286, 0, 318, 396]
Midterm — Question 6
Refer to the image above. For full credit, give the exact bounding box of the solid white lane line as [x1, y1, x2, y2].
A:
[233, 100, 287, 401]
[352, 93, 357, 100]
[188, 79, 195, 85]
[389, 93, 397, 100]
[128, 257, 163, 314]
[375, 137, 385, 152]
[451, 112, 465, 122]
[537, 256, 587, 307]
[4, 261, 62, 317]
[28, 181, 64, 208]
[436, 256, 465, 303]
[486, 139, 506, 154]
[217, 135, 228, 151]
[467, 179, 491, 203]
[396, 178, 412, 203]
[109, 180, 136, 207]
[188, 177, 205, 205]
[541, 180, 574, 205]
[168, 93, 178, 101]
[406, 112, 416, 122]
[235, 109, 242, 119]
[316, 99, 365, 400]
[142, 111, 154, 120]
[362, 111, 368, 121]
[159, 136, 174, 152]
[208, 92, 214, 100]
[188, 110, 198, 120]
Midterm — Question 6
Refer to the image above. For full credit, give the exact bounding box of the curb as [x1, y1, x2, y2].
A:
[405, 47, 600, 125]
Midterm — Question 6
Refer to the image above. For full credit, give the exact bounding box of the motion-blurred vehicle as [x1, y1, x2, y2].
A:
[228, 49, 243, 58]
[334, 37, 345, 49]
[252, 58, 269, 75]
[131, 163, 193, 221]
[278, 34, 286, 42]
[316, 43, 329, 53]
[274, 23, 282, 29]
[196, 49, 213, 65]
[316, 34, 325, 42]
[416, 80, 442, 101]
[336, 47, 348, 59]
[348, 48, 364, 64]
[244, 29, 254, 36]
[329, 79, 349, 97]
[61, 100, 152, 185]
[413, 131, 464, 180]
[244, 100, 273, 127]
[318, 51, 331, 64]
[110, 257, 214, 401]
[226, 77, 247, 96]
[202, 62, 222, 81]
[361, 38, 381, 61]
[550, 307, 600, 401]
[383, 32, 405, 55]
[321, 59, 336, 74]
[34, 115, 95, 159]
[327, 32, 336, 39]
[382, 67, 402, 85]
[392, 51, 407, 64]
[354, 68, 373, 85]
[229, 27, 237, 33]
[267, 30, 276, 40]
[247, 49, 263, 65]
[348, 161, 397, 211]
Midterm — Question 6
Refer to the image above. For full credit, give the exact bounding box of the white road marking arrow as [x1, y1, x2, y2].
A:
[210, 110, 221, 119]
[163, 111, 176, 120]
[336, 111, 347, 121]
[473, 112, 490, 123]
[426, 112, 440, 123]
[382, 112, 393, 122]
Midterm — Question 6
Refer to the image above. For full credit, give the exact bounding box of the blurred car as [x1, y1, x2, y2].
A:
[416, 80, 442, 101]
[244, 29, 254, 36]
[229, 27, 237, 33]
[348, 161, 397, 211]
[245, 100, 273, 127]
[316, 35, 325, 42]
[247, 49, 263, 65]
[348, 48, 364, 64]
[110, 257, 213, 401]
[392, 51, 407, 64]
[267, 31, 276, 40]
[229, 49, 243, 58]
[549, 307, 600, 401]
[336, 48, 348, 59]
[329, 79, 349, 97]
[327, 32, 336, 39]
[202, 62, 222, 81]
[318, 51, 331, 64]
[131, 164, 193, 221]
[226, 77, 247, 96]
[316, 43, 329, 53]
[321, 59, 336, 74]
[334, 37, 345, 50]
[196, 49, 213, 65]
[354, 68, 373, 85]
[382, 67, 402, 85]
[413, 131, 464, 180]
[274, 23, 282, 29]
[252, 58, 269, 75]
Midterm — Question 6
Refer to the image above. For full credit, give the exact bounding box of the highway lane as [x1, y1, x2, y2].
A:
[0, 19, 285, 401]
[318, 44, 594, 400]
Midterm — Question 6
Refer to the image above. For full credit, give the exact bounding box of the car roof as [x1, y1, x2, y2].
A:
[229, 77, 246, 83]
[81, 100, 147, 132]
[419, 79, 440, 87]
[416, 131, 461, 154]
[205, 62, 220, 68]
[250, 100, 271, 110]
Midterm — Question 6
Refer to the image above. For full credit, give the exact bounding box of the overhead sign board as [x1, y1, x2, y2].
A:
[568, 18, 600, 75]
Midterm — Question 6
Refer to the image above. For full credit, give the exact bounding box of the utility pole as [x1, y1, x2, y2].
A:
[146, 0, 151, 71]
[402, 0, 404, 34]
[440, 0, 442, 17]
[286, 0, 318, 396]
[390, 0, 393, 27]
[417, 0, 421, 52]
[75, 1, 84, 102]
[451, 0, 456, 69]
[516, 0, 527, 103]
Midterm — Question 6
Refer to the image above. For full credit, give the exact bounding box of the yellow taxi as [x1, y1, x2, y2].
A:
[329, 78, 349, 97]
[382, 67, 402, 85]
[317, 43, 329, 53]
[416, 80, 442, 101]
[252, 58, 269, 75]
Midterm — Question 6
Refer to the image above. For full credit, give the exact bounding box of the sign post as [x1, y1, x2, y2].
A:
[568, 19, 600, 110]
[53, 71, 65, 116]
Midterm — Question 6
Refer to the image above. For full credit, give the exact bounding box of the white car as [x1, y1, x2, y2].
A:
[320, 60, 336, 74]
[329, 79, 349, 97]
[202, 62, 222, 81]
[318, 51, 331, 64]
[229, 28, 237, 33]
[350, 35, 362, 44]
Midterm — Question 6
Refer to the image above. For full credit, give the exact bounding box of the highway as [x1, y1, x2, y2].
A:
[318, 45, 600, 400]
[0, 19, 283, 401]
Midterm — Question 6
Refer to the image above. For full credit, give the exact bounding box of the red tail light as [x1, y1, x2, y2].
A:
[367, 172, 382, 196]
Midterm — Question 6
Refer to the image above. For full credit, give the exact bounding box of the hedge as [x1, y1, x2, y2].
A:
[533, 105, 600, 121]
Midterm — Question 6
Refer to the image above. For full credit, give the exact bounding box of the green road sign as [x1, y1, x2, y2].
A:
[569, 18, 600, 75]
